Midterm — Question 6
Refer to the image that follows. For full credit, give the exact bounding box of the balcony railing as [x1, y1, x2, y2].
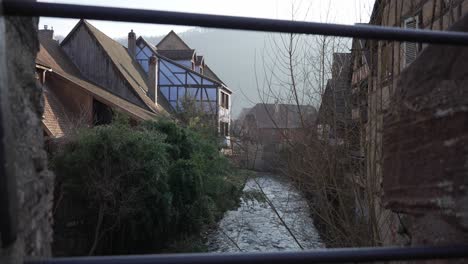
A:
[24, 246, 468, 264]
[2, 1, 468, 263]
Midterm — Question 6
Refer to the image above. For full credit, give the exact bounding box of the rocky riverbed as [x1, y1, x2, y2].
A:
[207, 174, 324, 252]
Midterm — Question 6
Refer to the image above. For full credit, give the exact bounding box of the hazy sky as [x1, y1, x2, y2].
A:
[39, 0, 376, 38]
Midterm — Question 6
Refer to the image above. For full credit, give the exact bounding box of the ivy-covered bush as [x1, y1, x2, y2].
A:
[51, 118, 244, 255]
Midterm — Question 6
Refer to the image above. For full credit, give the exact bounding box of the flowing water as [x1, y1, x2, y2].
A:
[207, 173, 324, 252]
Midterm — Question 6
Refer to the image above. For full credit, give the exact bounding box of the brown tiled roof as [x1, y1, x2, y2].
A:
[157, 49, 195, 60]
[42, 83, 73, 137]
[37, 35, 81, 76]
[37, 36, 165, 122]
[79, 20, 172, 113]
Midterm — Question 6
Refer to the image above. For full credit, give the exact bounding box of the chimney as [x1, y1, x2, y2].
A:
[148, 55, 158, 104]
[128, 29, 136, 58]
[39, 25, 54, 40]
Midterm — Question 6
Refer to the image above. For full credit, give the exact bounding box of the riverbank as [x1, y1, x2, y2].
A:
[50, 119, 250, 256]
[163, 169, 253, 253]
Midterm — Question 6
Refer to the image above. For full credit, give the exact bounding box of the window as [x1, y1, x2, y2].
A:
[220, 92, 229, 109]
[220, 122, 229, 137]
[226, 94, 229, 109]
[403, 16, 420, 66]
[221, 92, 224, 108]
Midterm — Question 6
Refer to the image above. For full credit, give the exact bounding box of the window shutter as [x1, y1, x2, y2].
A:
[404, 16, 419, 66]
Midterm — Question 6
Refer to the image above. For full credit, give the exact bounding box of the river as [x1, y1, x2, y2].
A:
[207, 173, 324, 252]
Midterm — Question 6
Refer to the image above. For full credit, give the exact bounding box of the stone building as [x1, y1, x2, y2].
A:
[350, 0, 468, 246]
[349, 39, 370, 223]
[316, 53, 353, 145]
[239, 103, 316, 171]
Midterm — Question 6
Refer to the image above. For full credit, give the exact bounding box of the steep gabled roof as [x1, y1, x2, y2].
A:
[204, 65, 225, 84]
[153, 31, 229, 88]
[137, 36, 230, 92]
[158, 49, 195, 61]
[38, 34, 166, 121]
[369, 0, 384, 24]
[61, 20, 170, 114]
[156, 30, 192, 50]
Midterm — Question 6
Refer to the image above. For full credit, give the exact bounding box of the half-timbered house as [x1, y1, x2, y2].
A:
[36, 24, 166, 140]
[37, 20, 232, 146]
[131, 30, 233, 145]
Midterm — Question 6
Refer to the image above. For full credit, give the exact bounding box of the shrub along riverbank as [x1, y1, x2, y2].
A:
[51, 117, 247, 256]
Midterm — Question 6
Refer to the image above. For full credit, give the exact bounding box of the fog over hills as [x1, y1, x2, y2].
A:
[117, 29, 272, 117]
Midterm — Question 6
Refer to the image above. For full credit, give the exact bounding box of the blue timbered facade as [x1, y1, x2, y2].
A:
[132, 34, 232, 145]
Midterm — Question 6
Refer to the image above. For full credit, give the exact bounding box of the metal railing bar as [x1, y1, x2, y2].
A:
[2, 2, 468, 263]
[3, 1, 468, 45]
[26, 246, 468, 264]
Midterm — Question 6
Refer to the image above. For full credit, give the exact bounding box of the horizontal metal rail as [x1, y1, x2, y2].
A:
[3, 1, 468, 45]
[2, 2, 468, 263]
[26, 246, 468, 264]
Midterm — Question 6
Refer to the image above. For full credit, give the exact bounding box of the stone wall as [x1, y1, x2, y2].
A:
[365, 0, 468, 246]
[0, 0, 54, 263]
[383, 14, 468, 249]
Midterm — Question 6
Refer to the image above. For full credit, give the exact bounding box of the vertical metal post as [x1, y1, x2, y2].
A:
[0, 0, 18, 248]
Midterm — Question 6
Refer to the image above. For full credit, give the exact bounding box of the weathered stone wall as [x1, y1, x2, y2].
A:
[0, 0, 54, 263]
[383, 14, 468, 249]
[366, 0, 468, 246]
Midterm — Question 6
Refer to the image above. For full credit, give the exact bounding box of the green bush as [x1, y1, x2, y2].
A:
[52, 118, 244, 255]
